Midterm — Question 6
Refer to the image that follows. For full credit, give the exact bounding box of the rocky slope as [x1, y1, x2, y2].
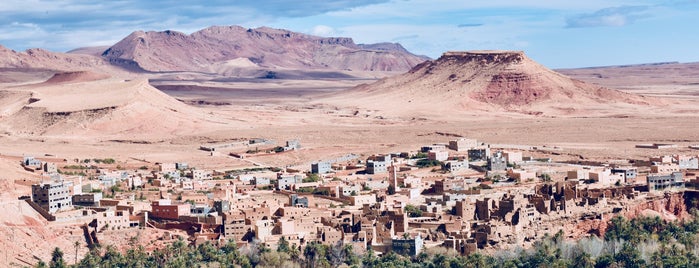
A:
[102, 26, 429, 73]
[0, 75, 228, 138]
[0, 45, 108, 71]
[329, 50, 654, 116]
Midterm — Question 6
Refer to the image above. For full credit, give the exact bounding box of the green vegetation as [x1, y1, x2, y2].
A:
[63, 165, 90, 170]
[303, 173, 321, 183]
[226, 167, 274, 176]
[411, 152, 428, 159]
[539, 173, 552, 182]
[39, 214, 699, 268]
[387, 184, 396, 195]
[404, 204, 423, 217]
[93, 158, 116, 164]
[312, 188, 330, 196]
[416, 159, 441, 168]
[58, 170, 88, 176]
[296, 187, 314, 193]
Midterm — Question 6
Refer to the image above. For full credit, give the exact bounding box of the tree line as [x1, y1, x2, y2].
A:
[37, 212, 699, 268]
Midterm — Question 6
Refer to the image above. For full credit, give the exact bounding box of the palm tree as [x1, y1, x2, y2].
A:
[49, 247, 66, 268]
[74, 241, 80, 265]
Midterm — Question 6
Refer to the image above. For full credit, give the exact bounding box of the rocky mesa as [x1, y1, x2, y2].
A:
[328, 50, 657, 116]
[102, 26, 429, 73]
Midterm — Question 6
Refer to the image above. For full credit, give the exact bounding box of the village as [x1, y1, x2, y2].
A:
[17, 137, 699, 259]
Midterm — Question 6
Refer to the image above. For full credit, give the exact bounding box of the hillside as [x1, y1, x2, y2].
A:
[0, 45, 108, 71]
[0, 75, 228, 139]
[326, 50, 656, 116]
[102, 26, 429, 73]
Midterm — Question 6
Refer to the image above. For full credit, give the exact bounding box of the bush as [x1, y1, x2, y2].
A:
[416, 159, 441, 168]
[404, 204, 422, 217]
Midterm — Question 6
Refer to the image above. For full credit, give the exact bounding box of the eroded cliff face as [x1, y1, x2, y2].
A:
[575, 192, 692, 238]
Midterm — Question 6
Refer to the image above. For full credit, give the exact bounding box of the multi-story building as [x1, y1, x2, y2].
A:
[651, 163, 680, 174]
[32, 180, 73, 213]
[392, 234, 424, 256]
[311, 161, 332, 174]
[674, 155, 699, 170]
[487, 151, 507, 171]
[611, 168, 638, 181]
[443, 160, 467, 172]
[150, 199, 191, 220]
[468, 148, 490, 162]
[366, 155, 391, 174]
[277, 174, 304, 190]
[221, 210, 249, 241]
[366, 160, 388, 174]
[647, 172, 684, 192]
[23, 156, 42, 168]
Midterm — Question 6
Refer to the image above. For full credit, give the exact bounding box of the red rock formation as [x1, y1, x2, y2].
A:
[337, 50, 654, 116]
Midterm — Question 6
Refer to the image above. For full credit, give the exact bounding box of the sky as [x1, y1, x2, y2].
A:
[0, 0, 697, 68]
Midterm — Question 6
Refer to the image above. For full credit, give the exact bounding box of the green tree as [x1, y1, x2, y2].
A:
[404, 204, 423, 217]
[387, 184, 396, 195]
[49, 247, 67, 268]
[278, 236, 291, 253]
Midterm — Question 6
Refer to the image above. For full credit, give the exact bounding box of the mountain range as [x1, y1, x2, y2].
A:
[0, 26, 429, 75]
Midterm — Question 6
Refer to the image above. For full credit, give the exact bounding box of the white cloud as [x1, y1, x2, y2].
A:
[566, 5, 651, 27]
[311, 25, 336, 36]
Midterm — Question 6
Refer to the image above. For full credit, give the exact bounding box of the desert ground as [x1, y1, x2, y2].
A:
[1, 51, 699, 265]
[1, 63, 698, 171]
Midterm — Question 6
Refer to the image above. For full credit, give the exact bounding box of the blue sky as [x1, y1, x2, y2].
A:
[0, 0, 697, 68]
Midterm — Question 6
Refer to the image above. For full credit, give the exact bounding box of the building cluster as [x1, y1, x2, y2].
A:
[19, 139, 699, 256]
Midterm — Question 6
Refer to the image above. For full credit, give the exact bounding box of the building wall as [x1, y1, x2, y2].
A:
[449, 139, 478, 152]
[647, 172, 684, 192]
[366, 161, 388, 174]
[32, 181, 73, 213]
[428, 150, 449, 161]
[151, 200, 191, 220]
[503, 151, 523, 164]
[651, 164, 680, 174]
[311, 162, 332, 174]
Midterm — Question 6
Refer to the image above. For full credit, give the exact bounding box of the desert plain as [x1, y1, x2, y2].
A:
[0, 26, 698, 266]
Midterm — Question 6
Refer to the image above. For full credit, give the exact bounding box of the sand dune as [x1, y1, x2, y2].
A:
[41, 71, 111, 84]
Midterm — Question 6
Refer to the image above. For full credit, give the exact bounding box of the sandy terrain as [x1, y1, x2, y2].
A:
[559, 62, 699, 99]
[0, 47, 698, 266]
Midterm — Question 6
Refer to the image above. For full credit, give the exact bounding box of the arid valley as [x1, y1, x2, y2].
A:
[1, 8, 699, 267]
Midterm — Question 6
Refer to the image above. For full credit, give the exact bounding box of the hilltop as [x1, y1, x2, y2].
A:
[325, 50, 657, 116]
[0, 77, 230, 139]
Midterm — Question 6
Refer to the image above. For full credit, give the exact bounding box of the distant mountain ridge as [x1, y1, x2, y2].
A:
[101, 26, 429, 73]
[0, 25, 429, 74]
